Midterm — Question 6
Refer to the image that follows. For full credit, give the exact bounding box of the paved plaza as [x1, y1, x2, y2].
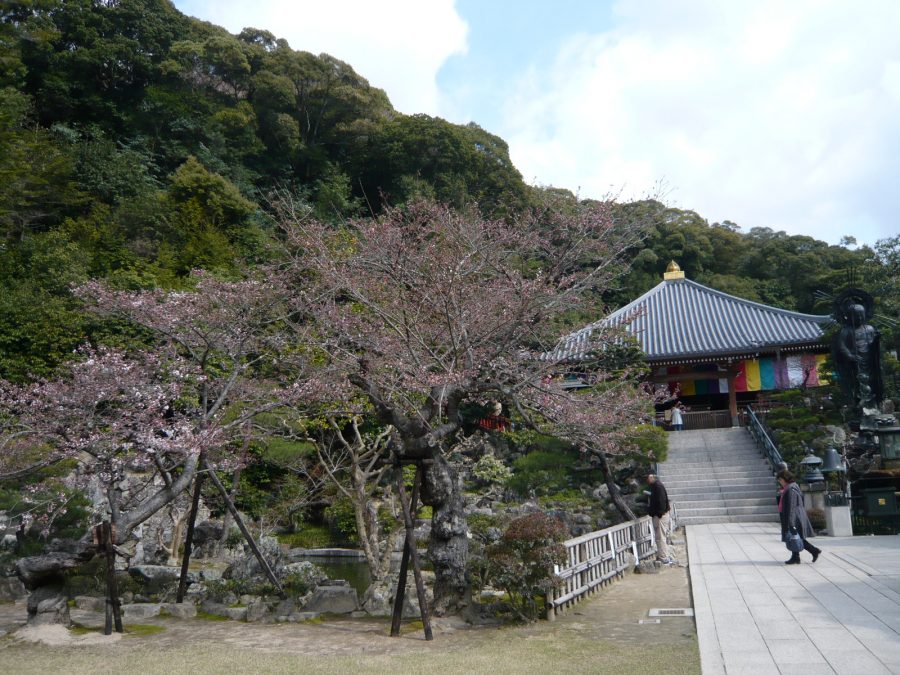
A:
[688, 523, 900, 674]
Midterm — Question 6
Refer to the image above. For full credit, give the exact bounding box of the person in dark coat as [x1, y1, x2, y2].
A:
[777, 469, 821, 564]
[647, 473, 672, 562]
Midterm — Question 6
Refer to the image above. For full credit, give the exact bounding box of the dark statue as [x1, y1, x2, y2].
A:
[832, 288, 884, 414]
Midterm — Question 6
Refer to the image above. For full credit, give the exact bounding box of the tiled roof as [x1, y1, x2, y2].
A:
[551, 278, 831, 362]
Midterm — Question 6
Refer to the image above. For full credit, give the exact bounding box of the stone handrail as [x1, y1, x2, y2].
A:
[546, 515, 657, 620]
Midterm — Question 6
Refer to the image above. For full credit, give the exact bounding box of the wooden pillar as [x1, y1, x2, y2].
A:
[177, 472, 205, 603]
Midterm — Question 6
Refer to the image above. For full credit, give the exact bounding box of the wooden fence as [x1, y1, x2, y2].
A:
[546, 516, 657, 620]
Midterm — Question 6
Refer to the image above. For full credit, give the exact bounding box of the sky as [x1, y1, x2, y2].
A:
[173, 0, 900, 246]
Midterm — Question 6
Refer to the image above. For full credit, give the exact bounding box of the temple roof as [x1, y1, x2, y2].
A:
[551, 276, 832, 362]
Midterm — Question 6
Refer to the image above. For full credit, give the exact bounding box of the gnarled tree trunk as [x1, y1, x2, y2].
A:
[421, 453, 469, 615]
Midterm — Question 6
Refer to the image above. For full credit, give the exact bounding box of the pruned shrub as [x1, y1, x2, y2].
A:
[486, 513, 567, 621]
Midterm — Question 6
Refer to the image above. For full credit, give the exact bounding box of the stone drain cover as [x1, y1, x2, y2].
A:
[649, 608, 694, 617]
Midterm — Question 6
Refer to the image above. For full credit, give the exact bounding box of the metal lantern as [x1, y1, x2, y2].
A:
[799, 451, 825, 483]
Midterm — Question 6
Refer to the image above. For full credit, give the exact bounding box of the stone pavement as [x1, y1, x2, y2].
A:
[687, 523, 900, 674]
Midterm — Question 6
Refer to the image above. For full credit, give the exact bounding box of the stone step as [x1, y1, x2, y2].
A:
[661, 477, 777, 489]
[660, 469, 773, 479]
[662, 456, 768, 464]
[662, 462, 769, 470]
[676, 513, 780, 525]
[667, 488, 777, 500]
[675, 505, 778, 518]
[675, 497, 775, 509]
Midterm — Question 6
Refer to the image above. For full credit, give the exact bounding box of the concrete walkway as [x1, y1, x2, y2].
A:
[687, 523, 900, 674]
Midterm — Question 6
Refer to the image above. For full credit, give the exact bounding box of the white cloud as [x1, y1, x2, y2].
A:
[175, 0, 468, 115]
[500, 0, 900, 244]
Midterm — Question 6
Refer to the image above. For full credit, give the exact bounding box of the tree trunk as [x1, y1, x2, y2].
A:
[16, 453, 201, 588]
[594, 450, 636, 521]
[420, 453, 469, 615]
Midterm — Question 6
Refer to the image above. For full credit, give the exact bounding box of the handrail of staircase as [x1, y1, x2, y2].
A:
[745, 405, 784, 474]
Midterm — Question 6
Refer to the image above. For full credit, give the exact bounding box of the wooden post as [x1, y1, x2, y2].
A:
[392, 463, 433, 640]
[202, 458, 286, 598]
[176, 473, 205, 603]
[98, 522, 123, 635]
[389, 465, 421, 637]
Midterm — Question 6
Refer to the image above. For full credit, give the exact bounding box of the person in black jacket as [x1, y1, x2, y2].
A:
[647, 473, 672, 563]
[778, 469, 821, 564]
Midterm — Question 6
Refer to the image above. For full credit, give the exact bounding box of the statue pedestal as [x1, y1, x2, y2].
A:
[825, 505, 853, 537]
[800, 482, 825, 511]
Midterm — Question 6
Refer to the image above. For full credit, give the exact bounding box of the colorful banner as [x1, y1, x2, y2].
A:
[745, 359, 761, 391]
[666, 354, 830, 395]
[759, 358, 776, 390]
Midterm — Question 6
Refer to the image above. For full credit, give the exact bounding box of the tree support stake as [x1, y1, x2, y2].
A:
[201, 458, 286, 598]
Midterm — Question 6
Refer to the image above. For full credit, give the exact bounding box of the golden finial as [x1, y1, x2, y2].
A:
[664, 260, 685, 280]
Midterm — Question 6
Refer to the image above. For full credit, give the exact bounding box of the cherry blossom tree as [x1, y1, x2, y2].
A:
[2, 272, 320, 585]
[276, 198, 656, 613]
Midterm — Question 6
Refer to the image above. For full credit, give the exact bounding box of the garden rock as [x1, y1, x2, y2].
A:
[361, 575, 432, 618]
[246, 599, 269, 622]
[26, 586, 70, 626]
[74, 595, 106, 612]
[192, 520, 224, 544]
[283, 561, 327, 590]
[200, 600, 246, 621]
[0, 534, 16, 550]
[592, 485, 610, 500]
[122, 603, 162, 620]
[128, 565, 180, 584]
[0, 576, 26, 601]
[224, 536, 286, 582]
[302, 585, 358, 614]
[162, 602, 197, 619]
[274, 598, 298, 621]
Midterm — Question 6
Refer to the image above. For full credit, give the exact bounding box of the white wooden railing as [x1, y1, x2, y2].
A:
[546, 515, 657, 620]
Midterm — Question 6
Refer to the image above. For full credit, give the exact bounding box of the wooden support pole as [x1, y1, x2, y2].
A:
[389, 466, 419, 637]
[99, 522, 123, 634]
[392, 463, 432, 641]
[176, 472, 205, 603]
[202, 458, 286, 598]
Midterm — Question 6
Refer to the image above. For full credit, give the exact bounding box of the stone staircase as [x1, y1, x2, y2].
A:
[657, 428, 780, 526]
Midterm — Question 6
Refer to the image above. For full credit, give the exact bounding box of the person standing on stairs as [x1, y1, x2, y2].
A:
[647, 473, 673, 563]
[670, 402, 684, 431]
[778, 469, 821, 564]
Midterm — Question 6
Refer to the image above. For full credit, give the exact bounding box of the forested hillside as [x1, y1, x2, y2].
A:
[1, 0, 897, 383]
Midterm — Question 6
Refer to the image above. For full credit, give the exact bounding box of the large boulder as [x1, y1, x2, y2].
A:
[302, 581, 358, 614]
[192, 520, 224, 545]
[161, 602, 197, 619]
[361, 574, 433, 618]
[128, 565, 181, 584]
[26, 586, 70, 626]
[282, 561, 327, 592]
[223, 536, 286, 582]
[121, 603, 162, 620]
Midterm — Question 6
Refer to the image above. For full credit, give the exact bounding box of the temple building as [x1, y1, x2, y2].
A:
[553, 262, 833, 428]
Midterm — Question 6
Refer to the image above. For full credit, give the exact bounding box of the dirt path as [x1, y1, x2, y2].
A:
[0, 535, 699, 673]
